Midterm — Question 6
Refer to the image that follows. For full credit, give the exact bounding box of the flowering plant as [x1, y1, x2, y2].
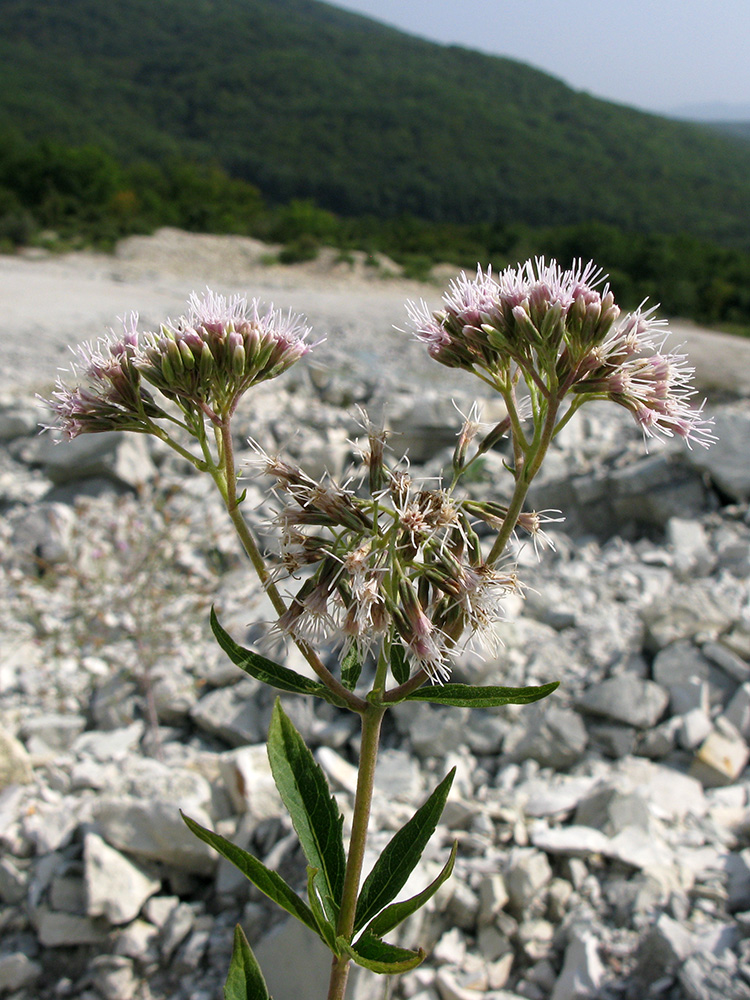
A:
[46, 260, 713, 1000]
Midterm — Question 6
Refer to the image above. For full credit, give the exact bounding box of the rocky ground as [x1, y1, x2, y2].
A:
[2, 232, 750, 1000]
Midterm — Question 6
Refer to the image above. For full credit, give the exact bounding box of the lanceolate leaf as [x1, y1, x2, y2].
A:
[338, 932, 425, 974]
[181, 812, 320, 940]
[390, 642, 410, 685]
[405, 680, 559, 708]
[267, 701, 346, 925]
[224, 924, 270, 1000]
[341, 642, 363, 691]
[306, 867, 338, 954]
[210, 608, 346, 707]
[365, 841, 457, 939]
[353, 768, 455, 934]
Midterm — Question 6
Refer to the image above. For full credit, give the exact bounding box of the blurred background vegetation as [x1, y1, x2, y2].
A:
[1, 0, 749, 329]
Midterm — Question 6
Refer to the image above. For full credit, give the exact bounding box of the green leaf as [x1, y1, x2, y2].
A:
[306, 867, 338, 953]
[338, 932, 425, 974]
[224, 924, 270, 1000]
[390, 642, 409, 685]
[353, 768, 455, 934]
[341, 642, 363, 691]
[181, 812, 321, 941]
[267, 701, 346, 925]
[210, 608, 346, 707]
[365, 841, 457, 939]
[405, 680, 559, 708]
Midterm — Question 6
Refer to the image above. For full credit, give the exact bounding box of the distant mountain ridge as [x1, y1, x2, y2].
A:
[667, 101, 750, 122]
[1, 0, 749, 248]
[707, 121, 750, 143]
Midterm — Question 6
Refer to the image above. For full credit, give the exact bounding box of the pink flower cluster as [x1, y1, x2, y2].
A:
[407, 259, 715, 448]
[47, 315, 164, 439]
[47, 290, 314, 436]
[569, 304, 716, 448]
[407, 259, 616, 372]
[139, 290, 314, 415]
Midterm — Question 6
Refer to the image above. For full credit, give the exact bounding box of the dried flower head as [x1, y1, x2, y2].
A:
[265, 440, 525, 685]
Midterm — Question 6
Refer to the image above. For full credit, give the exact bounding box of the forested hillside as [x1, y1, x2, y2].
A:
[1, 0, 750, 329]
[0, 0, 749, 247]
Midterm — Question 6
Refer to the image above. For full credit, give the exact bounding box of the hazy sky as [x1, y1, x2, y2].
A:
[327, 0, 750, 118]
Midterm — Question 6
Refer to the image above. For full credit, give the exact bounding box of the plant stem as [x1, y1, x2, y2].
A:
[327, 702, 386, 1000]
[383, 665, 429, 703]
[150, 423, 211, 472]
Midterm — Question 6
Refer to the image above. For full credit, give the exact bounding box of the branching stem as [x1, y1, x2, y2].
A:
[487, 392, 562, 565]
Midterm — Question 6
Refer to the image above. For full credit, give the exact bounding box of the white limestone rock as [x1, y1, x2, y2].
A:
[34, 907, 110, 947]
[678, 707, 713, 750]
[253, 918, 332, 1000]
[189, 679, 266, 747]
[38, 430, 157, 489]
[505, 706, 588, 770]
[0, 953, 42, 993]
[218, 744, 283, 820]
[113, 918, 160, 963]
[576, 672, 669, 729]
[550, 929, 605, 1000]
[160, 901, 197, 961]
[691, 724, 750, 787]
[574, 786, 651, 836]
[703, 640, 750, 683]
[94, 798, 217, 874]
[477, 873, 510, 925]
[644, 585, 738, 651]
[609, 756, 707, 821]
[634, 912, 696, 986]
[518, 775, 599, 819]
[20, 713, 87, 755]
[84, 832, 161, 925]
[723, 682, 750, 739]
[0, 724, 33, 789]
[530, 824, 611, 858]
[89, 955, 139, 1000]
[666, 516, 715, 577]
[686, 406, 750, 501]
[505, 848, 552, 913]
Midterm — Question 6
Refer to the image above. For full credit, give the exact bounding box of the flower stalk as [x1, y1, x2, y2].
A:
[487, 391, 561, 564]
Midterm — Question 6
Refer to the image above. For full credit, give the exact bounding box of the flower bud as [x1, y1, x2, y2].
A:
[475, 415, 512, 455]
[539, 302, 565, 354]
[462, 499, 507, 530]
[512, 303, 541, 348]
[232, 341, 246, 376]
[199, 342, 214, 381]
[160, 352, 177, 385]
[178, 338, 196, 370]
[597, 292, 620, 339]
